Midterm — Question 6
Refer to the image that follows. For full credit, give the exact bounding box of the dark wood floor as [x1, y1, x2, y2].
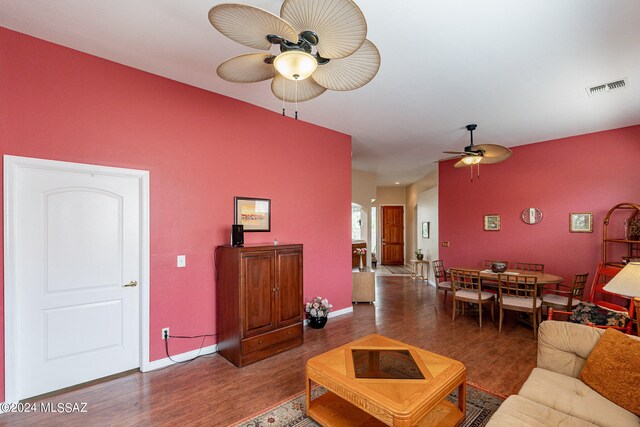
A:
[1, 275, 538, 426]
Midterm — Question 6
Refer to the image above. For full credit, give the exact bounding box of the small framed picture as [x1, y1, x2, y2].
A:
[484, 214, 501, 231]
[422, 222, 430, 239]
[570, 212, 592, 233]
[234, 197, 271, 232]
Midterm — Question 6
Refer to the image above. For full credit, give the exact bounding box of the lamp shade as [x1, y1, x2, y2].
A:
[603, 262, 640, 297]
[461, 155, 482, 165]
[273, 51, 318, 81]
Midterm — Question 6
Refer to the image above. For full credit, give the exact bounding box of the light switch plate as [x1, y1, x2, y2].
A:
[177, 255, 186, 268]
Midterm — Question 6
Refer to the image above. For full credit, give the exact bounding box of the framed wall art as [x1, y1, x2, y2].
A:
[422, 221, 430, 239]
[234, 197, 271, 232]
[570, 212, 592, 233]
[484, 214, 501, 231]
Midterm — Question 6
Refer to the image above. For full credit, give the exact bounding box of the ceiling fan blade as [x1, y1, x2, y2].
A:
[475, 144, 511, 158]
[217, 53, 277, 83]
[271, 74, 327, 102]
[479, 150, 513, 164]
[438, 155, 462, 162]
[280, 0, 366, 59]
[209, 4, 298, 51]
[311, 40, 380, 91]
[475, 144, 513, 164]
[442, 151, 466, 155]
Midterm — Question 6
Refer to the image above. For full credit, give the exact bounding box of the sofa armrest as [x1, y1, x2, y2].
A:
[537, 320, 604, 378]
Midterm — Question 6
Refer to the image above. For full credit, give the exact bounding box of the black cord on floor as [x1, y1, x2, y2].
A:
[164, 333, 217, 365]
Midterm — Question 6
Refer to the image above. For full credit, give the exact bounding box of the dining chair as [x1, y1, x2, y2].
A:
[541, 273, 589, 312]
[512, 262, 544, 273]
[482, 259, 509, 269]
[450, 268, 495, 327]
[432, 259, 452, 304]
[497, 274, 541, 338]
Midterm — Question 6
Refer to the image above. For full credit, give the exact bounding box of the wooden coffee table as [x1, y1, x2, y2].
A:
[306, 334, 466, 426]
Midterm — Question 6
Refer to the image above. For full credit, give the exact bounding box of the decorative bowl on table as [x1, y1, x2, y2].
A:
[491, 262, 507, 273]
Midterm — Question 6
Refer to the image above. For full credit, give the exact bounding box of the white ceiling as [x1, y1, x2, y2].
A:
[2, 0, 640, 185]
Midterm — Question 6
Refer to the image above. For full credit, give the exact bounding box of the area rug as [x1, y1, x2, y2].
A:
[384, 265, 413, 274]
[233, 383, 505, 427]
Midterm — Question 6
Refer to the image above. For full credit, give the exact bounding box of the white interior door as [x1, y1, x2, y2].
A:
[4, 156, 148, 400]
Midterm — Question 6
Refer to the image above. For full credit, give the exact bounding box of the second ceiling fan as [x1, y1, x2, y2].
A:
[443, 124, 512, 168]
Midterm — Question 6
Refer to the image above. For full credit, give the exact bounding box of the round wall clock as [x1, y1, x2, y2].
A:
[521, 207, 543, 224]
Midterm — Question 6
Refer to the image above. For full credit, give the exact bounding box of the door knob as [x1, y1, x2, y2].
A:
[123, 280, 138, 287]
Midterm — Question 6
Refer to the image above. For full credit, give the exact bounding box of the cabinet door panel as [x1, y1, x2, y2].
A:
[276, 249, 303, 327]
[242, 252, 275, 337]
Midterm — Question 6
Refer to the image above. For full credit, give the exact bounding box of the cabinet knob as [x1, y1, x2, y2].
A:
[258, 340, 262, 345]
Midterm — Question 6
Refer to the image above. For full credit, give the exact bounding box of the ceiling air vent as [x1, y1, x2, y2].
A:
[586, 78, 628, 96]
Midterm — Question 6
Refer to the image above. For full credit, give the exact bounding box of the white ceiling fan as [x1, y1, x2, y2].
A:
[208, 0, 380, 107]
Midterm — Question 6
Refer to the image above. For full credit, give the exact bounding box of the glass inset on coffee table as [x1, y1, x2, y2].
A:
[306, 334, 467, 426]
[352, 349, 425, 379]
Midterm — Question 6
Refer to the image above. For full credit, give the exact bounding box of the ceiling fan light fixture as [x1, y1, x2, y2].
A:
[273, 51, 317, 81]
[461, 155, 482, 165]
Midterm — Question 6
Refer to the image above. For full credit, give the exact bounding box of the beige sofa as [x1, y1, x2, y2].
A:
[488, 320, 640, 426]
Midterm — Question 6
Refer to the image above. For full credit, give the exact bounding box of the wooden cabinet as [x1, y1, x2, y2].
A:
[352, 267, 375, 303]
[603, 203, 640, 267]
[215, 244, 303, 367]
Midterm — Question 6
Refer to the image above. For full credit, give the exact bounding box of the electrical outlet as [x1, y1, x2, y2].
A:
[162, 327, 170, 340]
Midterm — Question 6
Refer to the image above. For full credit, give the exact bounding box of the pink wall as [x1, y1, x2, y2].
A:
[439, 126, 640, 291]
[0, 28, 352, 400]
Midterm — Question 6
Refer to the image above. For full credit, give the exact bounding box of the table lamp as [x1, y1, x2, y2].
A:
[603, 262, 640, 335]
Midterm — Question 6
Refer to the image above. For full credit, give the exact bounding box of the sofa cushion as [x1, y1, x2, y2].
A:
[537, 321, 604, 378]
[518, 368, 639, 427]
[487, 395, 598, 427]
[579, 328, 640, 416]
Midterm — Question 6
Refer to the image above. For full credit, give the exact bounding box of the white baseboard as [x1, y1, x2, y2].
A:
[145, 344, 218, 371]
[148, 308, 354, 367]
[330, 306, 354, 318]
[303, 306, 353, 325]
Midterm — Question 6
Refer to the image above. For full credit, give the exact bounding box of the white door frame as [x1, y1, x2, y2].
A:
[3, 155, 151, 403]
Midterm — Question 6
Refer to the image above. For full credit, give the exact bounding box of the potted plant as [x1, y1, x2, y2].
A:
[305, 297, 333, 329]
[415, 249, 424, 260]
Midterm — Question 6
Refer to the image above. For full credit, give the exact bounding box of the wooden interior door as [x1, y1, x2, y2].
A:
[382, 206, 404, 265]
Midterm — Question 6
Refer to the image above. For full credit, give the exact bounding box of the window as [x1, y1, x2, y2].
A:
[371, 206, 377, 254]
[352, 204, 362, 240]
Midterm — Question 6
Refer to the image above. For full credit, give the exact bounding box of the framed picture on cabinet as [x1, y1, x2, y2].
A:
[570, 212, 592, 233]
[484, 214, 501, 231]
[234, 197, 271, 232]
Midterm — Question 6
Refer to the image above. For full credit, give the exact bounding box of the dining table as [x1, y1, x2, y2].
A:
[448, 266, 564, 287]
[447, 267, 565, 329]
